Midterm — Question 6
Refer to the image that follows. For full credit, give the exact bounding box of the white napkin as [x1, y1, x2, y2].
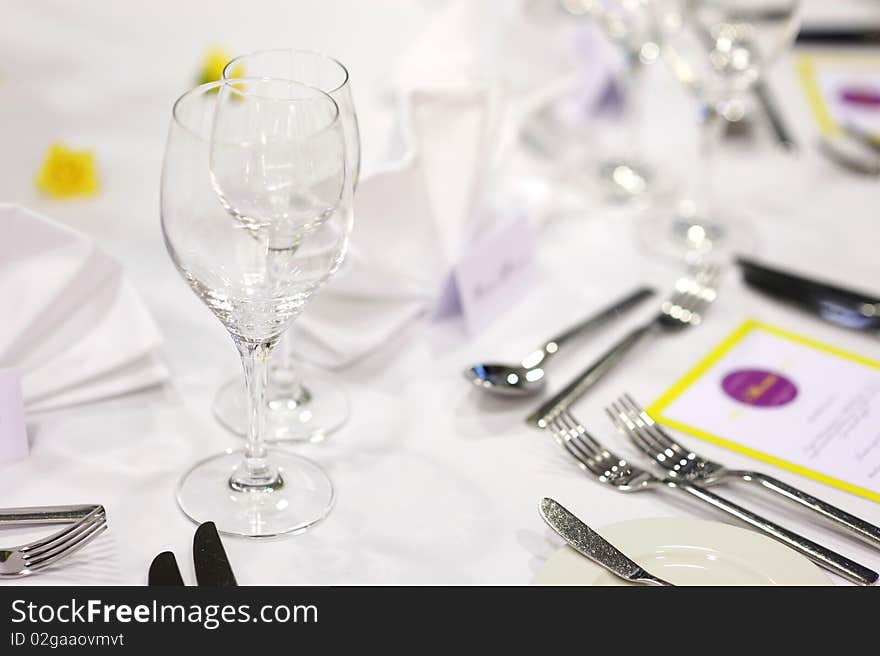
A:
[296, 86, 501, 368]
[0, 204, 167, 412]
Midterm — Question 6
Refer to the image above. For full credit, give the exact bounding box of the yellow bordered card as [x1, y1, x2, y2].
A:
[796, 52, 880, 138]
[648, 319, 880, 502]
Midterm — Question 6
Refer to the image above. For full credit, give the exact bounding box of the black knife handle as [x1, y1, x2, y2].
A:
[194, 522, 238, 587]
[148, 551, 185, 586]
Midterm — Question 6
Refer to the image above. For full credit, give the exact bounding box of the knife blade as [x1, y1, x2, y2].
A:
[539, 498, 671, 586]
[148, 551, 185, 586]
[193, 521, 238, 586]
[737, 257, 880, 332]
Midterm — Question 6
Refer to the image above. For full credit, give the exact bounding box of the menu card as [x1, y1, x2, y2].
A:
[796, 52, 880, 138]
[649, 320, 880, 502]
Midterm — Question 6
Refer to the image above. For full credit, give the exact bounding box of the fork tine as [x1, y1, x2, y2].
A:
[548, 416, 606, 477]
[23, 509, 106, 562]
[617, 395, 680, 458]
[26, 520, 107, 572]
[19, 505, 104, 554]
[557, 409, 609, 459]
[620, 394, 689, 456]
[605, 399, 662, 459]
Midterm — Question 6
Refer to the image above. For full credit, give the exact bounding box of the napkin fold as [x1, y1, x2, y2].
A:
[0, 204, 166, 412]
[296, 87, 501, 368]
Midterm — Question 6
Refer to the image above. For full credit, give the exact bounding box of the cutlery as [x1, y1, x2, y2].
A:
[0, 505, 108, 577]
[465, 287, 655, 397]
[796, 28, 880, 46]
[193, 521, 237, 586]
[545, 407, 878, 585]
[528, 264, 720, 427]
[817, 135, 880, 177]
[0, 504, 103, 525]
[539, 497, 672, 586]
[148, 551, 185, 586]
[754, 80, 796, 150]
[606, 394, 880, 549]
[737, 256, 880, 332]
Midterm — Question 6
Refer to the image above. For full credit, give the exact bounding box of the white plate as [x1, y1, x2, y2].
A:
[534, 517, 831, 586]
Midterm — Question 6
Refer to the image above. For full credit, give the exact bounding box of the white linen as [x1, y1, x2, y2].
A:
[0, 205, 166, 412]
[0, 0, 878, 586]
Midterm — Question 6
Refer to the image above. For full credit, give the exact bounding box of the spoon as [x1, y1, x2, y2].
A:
[464, 286, 654, 397]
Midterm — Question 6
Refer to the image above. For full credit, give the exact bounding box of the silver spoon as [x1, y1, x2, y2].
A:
[464, 286, 654, 397]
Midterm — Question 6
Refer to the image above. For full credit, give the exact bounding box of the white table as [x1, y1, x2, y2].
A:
[2, 0, 879, 585]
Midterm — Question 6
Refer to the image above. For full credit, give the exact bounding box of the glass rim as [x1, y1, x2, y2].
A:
[170, 78, 342, 141]
[222, 48, 351, 95]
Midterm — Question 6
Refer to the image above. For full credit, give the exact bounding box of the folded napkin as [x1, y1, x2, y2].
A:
[296, 86, 502, 368]
[0, 204, 166, 412]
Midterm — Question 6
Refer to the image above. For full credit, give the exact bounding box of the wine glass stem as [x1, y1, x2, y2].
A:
[270, 330, 310, 405]
[622, 55, 646, 161]
[693, 102, 723, 217]
[231, 339, 282, 492]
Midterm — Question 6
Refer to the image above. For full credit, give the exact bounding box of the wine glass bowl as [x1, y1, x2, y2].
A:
[161, 79, 352, 537]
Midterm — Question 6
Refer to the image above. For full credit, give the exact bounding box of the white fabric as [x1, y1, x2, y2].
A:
[0, 0, 879, 586]
[0, 205, 166, 412]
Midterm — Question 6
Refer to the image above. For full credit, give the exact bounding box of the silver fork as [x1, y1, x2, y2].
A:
[0, 505, 107, 577]
[546, 408, 878, 585]
[529, 263, 721, 428]
[606, 394, 880, 549]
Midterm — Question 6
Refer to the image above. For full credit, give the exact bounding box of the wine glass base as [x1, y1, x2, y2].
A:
[636, 202, 758, 263]
[176, 448, 334, 538]
[213, 365, 349, 443]
[596, 158, 654, 201]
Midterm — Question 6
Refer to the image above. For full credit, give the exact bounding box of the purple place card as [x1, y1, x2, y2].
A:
[435, 217, 537, 334]
[0, 368, 29, 465]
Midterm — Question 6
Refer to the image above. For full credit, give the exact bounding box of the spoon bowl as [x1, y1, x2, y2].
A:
[464, 363, 546, 397]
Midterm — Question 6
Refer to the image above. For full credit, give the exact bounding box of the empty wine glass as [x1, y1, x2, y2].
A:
[564, 0, 663, 200]
[643, 0, 801, 259]
[161, 78, 352, 537]
[213, 50, 361, 443]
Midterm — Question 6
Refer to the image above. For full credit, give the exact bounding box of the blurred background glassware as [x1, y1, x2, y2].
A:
[161, 78, 352, 537]
[642, 0, 802, 260]
[522, 0, 663, 202]
[214, 50, 361, 443]
[562, 0, 663, 201]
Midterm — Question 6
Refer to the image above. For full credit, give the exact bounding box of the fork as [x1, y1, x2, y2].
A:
[606, 394, 880, 549]
[529, 263, 721, 428]
[546, 408, 878, 585]
[0, 505, 108, 577]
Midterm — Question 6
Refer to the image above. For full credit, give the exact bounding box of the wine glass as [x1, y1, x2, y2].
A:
[213, 50, 361, 444]
[643, 0, 801, 259]
[563, 0, 663, 200]
[160, 78, 352, 537]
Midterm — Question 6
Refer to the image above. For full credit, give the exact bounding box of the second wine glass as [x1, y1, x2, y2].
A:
[214, 49, 361, 443]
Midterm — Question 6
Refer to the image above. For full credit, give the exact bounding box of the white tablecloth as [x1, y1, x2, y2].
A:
[2, 0, 879, 585]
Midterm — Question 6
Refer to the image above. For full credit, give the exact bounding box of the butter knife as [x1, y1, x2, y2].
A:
[539, 498, 672, 586]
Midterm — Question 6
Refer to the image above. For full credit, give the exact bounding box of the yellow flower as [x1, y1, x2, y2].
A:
[197, 46, 244, 84]
[35, 142, 100, 198]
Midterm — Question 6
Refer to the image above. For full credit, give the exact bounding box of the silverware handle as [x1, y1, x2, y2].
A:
[754, 81, 796, 150]
[671, 482, 878, 585]
[0, 505, 100, 525]
[528, 320, 655, 427]
[735, 471, 880, 549]
[542, 287, 655, 357]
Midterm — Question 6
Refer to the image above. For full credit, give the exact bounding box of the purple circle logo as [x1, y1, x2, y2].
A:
[721, 369, 798, 408]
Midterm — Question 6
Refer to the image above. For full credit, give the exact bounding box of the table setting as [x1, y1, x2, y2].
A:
[1, 0, 879, 589]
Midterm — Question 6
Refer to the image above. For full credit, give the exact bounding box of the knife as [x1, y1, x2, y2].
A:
[193, 521, 238, 586]
[737, 257, 880, 332]
[148, 551, 185, 586]
[539, 498, 672, 586]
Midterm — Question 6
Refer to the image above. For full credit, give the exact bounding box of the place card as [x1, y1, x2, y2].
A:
[0, 368, 29, 465]
[649, 319, 880, 502]
[435, 216, 537, 334]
